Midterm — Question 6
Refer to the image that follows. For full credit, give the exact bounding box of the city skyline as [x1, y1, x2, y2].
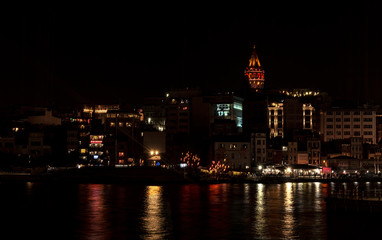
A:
[1, 3, 382, 108]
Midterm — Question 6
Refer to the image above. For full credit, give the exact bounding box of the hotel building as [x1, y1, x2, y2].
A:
[320, 108, 377, 144]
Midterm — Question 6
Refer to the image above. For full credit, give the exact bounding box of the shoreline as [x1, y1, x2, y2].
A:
[1, 173, 382, 185]
[1, 166, 382, 184]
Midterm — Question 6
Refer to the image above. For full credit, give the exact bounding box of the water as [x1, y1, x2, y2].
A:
[0, 181, 381, 239]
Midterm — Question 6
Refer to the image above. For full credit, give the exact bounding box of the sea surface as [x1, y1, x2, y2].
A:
[0, 181, 381, 239]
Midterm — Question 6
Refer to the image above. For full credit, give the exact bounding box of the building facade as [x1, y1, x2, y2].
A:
[251, 133, 267, 167]
[320, 108, 377, 144]
[268, 102, 284, 138]
[307, 138, 321, 165]
[214, 137, 251, 171]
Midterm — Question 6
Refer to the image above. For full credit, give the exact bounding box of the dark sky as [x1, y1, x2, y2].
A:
[1, 2, 382, 108]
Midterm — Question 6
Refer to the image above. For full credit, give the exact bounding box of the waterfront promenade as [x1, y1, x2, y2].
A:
[1, 167, 382, 185]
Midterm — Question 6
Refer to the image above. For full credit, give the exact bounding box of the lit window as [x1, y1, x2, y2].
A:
[233, 102, 242, 110]
[119, 152, 124, 157]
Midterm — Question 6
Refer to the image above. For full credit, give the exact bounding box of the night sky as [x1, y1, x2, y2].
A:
[1, 2, 382, 108]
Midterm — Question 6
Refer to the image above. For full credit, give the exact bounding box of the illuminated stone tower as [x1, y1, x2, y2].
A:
[244, 45, 265, 92]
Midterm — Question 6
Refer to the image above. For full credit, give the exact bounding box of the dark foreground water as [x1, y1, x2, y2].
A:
[0, 181, 381, 239]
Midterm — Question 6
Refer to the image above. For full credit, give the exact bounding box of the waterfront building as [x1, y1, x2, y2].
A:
[142, 96, 166, 132]
[104, 110, 143, 166]
[288, 142, 298, 164]
[350, 137, 363, 159]
[63, 117, 91, 163]
[326, 155, 360, 174]
[297, 152, 309, 164]
[251, 133, 267, 168]
[307, 138, 321, 165]
[214, 136, 251, 171]
[28, 131, 51, 158]
[320, 107, 377, 144]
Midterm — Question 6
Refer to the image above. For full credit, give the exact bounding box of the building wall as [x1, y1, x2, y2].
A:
[307, 138, 321, 165]
[297, 152, 309, 164]
[288, 142, 298, 164]
[0, 137, 15, 153]
[268, 102, 284, 138]
[252, 133, 267, 165]
[303, 103, 314, 131]
[268, 100, 315, 139]
[321, 109, 376, 144]
[214, 141, 251, 171]
[350, 137, 363, 159]
[209, 95, 243, 135]
[28, 109, 61, 126]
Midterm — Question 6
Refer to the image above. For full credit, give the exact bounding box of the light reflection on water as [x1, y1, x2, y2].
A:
[254, 183, 267, 238]
[140, 186, 166, 240]
[282, 182, 296, 239]
[2, 182, 382, 239]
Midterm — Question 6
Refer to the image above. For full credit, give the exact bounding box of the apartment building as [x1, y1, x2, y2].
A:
[320, 108, 376, 144]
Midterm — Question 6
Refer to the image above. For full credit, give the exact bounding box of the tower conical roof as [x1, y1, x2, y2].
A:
[248, 45, 261, 67]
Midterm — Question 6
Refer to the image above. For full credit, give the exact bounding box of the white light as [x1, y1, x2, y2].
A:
[155, 150, 159, 155]
[258, 165, 262, 170]
[150, 151, 154, 155]
[286, 167, 292, 173]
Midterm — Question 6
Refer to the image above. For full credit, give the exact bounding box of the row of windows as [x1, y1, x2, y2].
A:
[256, 148, 266, 153]
[256, 140, 266, 145]
[217, 144, 248, 149]
[326, 131, 373, 136]
[326, 118, 373, 122]
[327, 124, 373, 129]
[327, 111, 373, 115]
